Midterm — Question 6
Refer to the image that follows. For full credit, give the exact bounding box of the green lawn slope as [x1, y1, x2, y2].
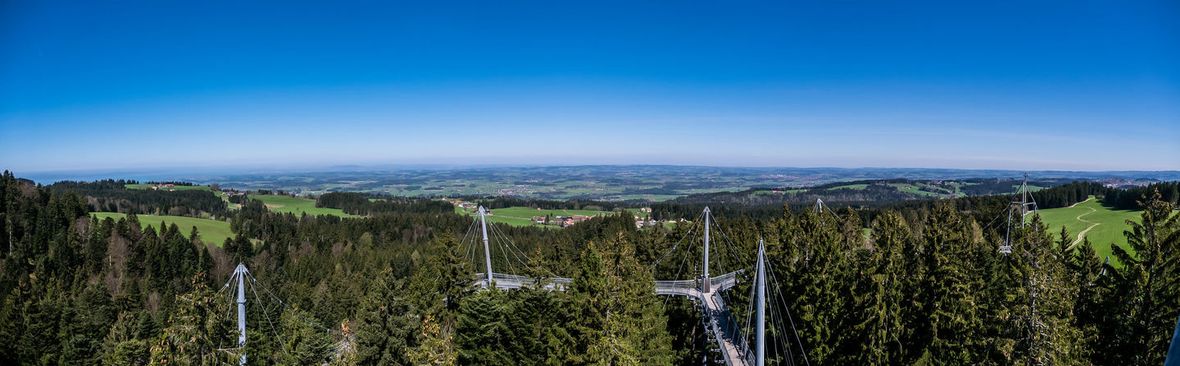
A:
[91, 212, 233, 246]
[251, 194, 358, 218]
[1036, 196, 1141, 265]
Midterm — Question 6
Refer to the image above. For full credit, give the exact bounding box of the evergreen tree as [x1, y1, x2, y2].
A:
[568, 235, 673, 365]
[407, 313, 457, 366]
[914, 203, 983, 365]
[56, 282, 115, 364]
[354, 269, 418, 366]
[456, 290, 514, 365]
[1111, 190, 1180, 365]
[102, 312, 152, 366]
[148, 274, 234, 366]
[1071, 237, 1112, 364]
[275, 307, 334, 366]
[850, 211, 907, 365]
[789, 209, 847, 364]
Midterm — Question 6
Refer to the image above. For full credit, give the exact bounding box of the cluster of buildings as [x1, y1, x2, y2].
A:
[634, 218, 660, 228]
[533, 214, 593, 228]
[446, 199, 666, 229]
[445, 199, 478, 211]
[1101, 179, 1155, 189]
[147, 183, 177, 191]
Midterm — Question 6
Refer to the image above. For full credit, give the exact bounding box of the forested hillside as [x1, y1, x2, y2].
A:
[2, 171, 1179, 365]
[49, 179, 228, 217]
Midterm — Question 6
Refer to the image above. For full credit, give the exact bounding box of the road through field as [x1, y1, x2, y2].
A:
[1066, 202, 1099, 250]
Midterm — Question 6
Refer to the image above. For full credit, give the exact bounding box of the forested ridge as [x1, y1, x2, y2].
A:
[315, 192, 454, 216]
[49, 180, 228, 217]
[3, 171, 1180, 365]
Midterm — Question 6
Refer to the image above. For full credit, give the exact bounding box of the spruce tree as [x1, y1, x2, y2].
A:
[1111, 190, 1180, 365]
[914, 203, 983, 365]
[850, 211, 907, 365]
[148, 274, 234, 366]
[354, 269, 418, 366]
[455, 290, 513, 365]
[274, 307, 334, 365]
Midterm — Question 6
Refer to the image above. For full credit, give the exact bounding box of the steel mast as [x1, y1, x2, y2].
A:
[478, 206, 494, 288]
[755, 239, 766, 366]
[1002, 174, 1038, 255]
[702, 207, 711, 292]
[233, 263, 248, 366]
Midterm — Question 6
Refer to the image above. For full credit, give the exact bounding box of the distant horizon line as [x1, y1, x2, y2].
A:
[9, 162, 1180, 176]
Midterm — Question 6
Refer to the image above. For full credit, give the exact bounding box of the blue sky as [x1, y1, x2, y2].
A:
[2, 0, 1178, 172]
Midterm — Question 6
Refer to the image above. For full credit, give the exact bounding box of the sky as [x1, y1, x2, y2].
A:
[1, 0, 1178, 173]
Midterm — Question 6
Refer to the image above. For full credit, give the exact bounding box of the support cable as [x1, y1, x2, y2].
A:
[490, 223, 543, 275]
[765, 259, 810, 366]
[245, 272, 291, 358]
[663, 233, 697, 308]
[652, 216, 700, 270]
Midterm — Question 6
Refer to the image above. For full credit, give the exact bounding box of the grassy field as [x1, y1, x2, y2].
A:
[251, 194, 358, 218]
[888, 182, 962, 198]
[456, 205, 619, 228]
[828, 184, 868, 191]
[1037, 197, 1141, 265]
[91, 212, 233, 246]
[215, 191, 242, 210]
[753, 188, 805, 196]
[125, 183, 211, 191]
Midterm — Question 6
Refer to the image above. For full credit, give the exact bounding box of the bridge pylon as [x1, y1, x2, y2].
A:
[702, 206, 711, 292]
[227, 263, 249, 366]
[755, 239, 766, 366]
[1001, 174, 1038, 254]
[478, 206, 494, 287]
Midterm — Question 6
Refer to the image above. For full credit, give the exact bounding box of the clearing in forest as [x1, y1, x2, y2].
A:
[1036, 196, 1140, 265]
[91, 212, 233, 246]
[250, 194, 358, 218]
[455, 205, 623, 228]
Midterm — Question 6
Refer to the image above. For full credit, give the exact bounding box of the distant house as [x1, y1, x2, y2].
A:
[635, 218, 660, 229]
[559, 215, 592, 227]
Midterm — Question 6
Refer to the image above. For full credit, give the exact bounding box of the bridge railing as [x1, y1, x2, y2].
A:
[474, 272, 573, 291]
[710, 291, 755, 364]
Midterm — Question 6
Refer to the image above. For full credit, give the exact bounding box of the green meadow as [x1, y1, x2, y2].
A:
[125, 183, 211, 191]
[251, 194, 358, 218]
[91, 212, 233, 246]
[827, 184, 868, 191]
[455, 205, 619, 228]
[1036, 196, 1141, 265]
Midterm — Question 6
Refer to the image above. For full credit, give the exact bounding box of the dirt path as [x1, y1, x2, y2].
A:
[1067, 198, 1089, 208]
[1066, 204, 1100, 250]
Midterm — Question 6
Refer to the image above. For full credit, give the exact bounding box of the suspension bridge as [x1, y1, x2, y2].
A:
[222, 205, 811, 366]
[464, 205, 805, 366]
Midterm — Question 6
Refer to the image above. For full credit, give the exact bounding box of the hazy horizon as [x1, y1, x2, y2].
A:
[13, 163, 1180, 186]
[3, 1, 1178, 172]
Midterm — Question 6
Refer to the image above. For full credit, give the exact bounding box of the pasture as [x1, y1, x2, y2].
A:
[125, 183, 211, 191]
[455, 205, 620, 228]
[1036, 197, 1141, 265]
[827, 184, 868, 191]
[91, 212, 233, 246]
[250, 194, 358, 218]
